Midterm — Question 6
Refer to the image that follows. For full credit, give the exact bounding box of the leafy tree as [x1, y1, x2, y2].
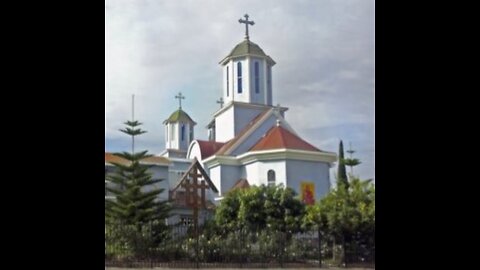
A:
[214, 185, 307, 263]
[215, 185, 306, 234]
[308, 176, 375, 266]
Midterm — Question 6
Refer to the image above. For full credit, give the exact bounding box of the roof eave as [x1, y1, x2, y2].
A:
[219, 54, 276, 65]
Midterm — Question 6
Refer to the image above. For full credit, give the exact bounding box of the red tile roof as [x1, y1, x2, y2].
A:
[195, 140, 226, 159]
[105, 152, 170, 165]
[105, 153, 127, 165]
[250, 126, 322, 152]
[229, 178, 250, 191]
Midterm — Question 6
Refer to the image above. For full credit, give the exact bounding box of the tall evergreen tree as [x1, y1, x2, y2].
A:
[105, 120, 171, 226]
[344, 142, 361, 178]
[337, 140, 349, 189]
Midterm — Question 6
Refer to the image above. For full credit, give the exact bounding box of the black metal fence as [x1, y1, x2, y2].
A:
[105, 222, 374, 268]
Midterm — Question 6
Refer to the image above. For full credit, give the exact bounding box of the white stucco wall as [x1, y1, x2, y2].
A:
[165, 123, 175, 149]
[207, 164, 243, 196]
[221, 165, 242, 194]
[186, 141, 202, 160]
[165, 122, 193, 151]
[223, 57, 272, 106]
[178, 122, 192, 150]
[249, 57, 266, 105]
[232, 58, 249, 103]
[257, 160, 287, 187]
[266, 65, 272, 105]
[234, 106, 266, 136]
[223, 61, 234, 104]
[243, 160, 286, 187]
[167, 159, 192, 189]
[215, 106, 235, 142]
[209, 165, 222, 196]
[285, 160, 331, 201]
[147, 166, 171, 201]
[215, 103, 271, 143]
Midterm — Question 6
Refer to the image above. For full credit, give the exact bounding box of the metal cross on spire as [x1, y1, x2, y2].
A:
[239, 14, 255, 40]
[216, 97, 224, 108]
[175, 92, 185, 109]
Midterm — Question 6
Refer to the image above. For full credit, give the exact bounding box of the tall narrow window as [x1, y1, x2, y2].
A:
[254, 62, 260, 93]
[267, 170, 276, 187]
[237, 62, 242, 93]
[181, 124, 185, 141]
[226, 66, 229, 97]
[267, 66, 271, 90]
[189, 128, 194, 142]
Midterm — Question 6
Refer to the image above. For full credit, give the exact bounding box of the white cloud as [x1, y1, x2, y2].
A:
[105, 0, 375, 179]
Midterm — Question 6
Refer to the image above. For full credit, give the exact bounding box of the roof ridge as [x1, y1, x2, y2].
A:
[221, 109, 273, 155]
[249, 125, 322, 152]
[277, 127, 287, 147]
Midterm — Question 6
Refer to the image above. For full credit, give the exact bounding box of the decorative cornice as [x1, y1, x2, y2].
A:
[212, 101, 288, 118]
[203, 148, 337, 168]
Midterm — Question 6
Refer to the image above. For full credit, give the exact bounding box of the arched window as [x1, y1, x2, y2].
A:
[237, 62, 242, 93]
[267, 170, 276, 187]
[254, 62, 260, 93]
[226, 66, 229, 97]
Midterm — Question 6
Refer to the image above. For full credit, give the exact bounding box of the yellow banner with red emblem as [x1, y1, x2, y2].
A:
[300, 182, 315, 205]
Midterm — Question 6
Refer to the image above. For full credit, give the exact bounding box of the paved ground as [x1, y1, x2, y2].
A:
[105, 267, 375, 270]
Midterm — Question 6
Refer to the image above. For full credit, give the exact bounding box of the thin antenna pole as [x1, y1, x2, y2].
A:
[132, 94, 135, 155]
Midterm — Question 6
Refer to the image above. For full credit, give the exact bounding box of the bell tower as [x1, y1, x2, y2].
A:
[210, 14, 286, 143]
[161, 92, 197, 158]
[219, 14, 276, 107]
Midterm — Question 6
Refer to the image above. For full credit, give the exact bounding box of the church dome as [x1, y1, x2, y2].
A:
[163, 109, 197, 125]
[220, 39, 275, 65]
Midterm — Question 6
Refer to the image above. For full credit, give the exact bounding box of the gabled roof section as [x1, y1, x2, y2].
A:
[214, 109, 271, 155]
[250, 126, 322, 152]
[163, 109, 197, 125]
[195, 140, 226, 160]
[105, 153, 170, 166]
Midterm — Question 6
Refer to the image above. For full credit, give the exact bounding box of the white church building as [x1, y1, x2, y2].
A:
[106, 15, 337, 217]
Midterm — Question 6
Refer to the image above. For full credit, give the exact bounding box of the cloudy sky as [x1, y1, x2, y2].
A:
[105, 0, 375, 182]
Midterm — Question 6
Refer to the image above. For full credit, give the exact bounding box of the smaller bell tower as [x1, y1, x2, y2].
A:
[160, 92, 197, 158]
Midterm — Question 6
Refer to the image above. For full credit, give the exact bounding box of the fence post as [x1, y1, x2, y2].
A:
[195, 222, 199, 269]
[240, 227, 243, 268]
[279, 230, 284, 268]
[318, 227, 322, 268]
[343, 234, 347, 268]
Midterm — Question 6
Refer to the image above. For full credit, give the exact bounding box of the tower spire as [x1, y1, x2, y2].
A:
[175, 92, 185, 109]
[238, 14, 255, 40]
